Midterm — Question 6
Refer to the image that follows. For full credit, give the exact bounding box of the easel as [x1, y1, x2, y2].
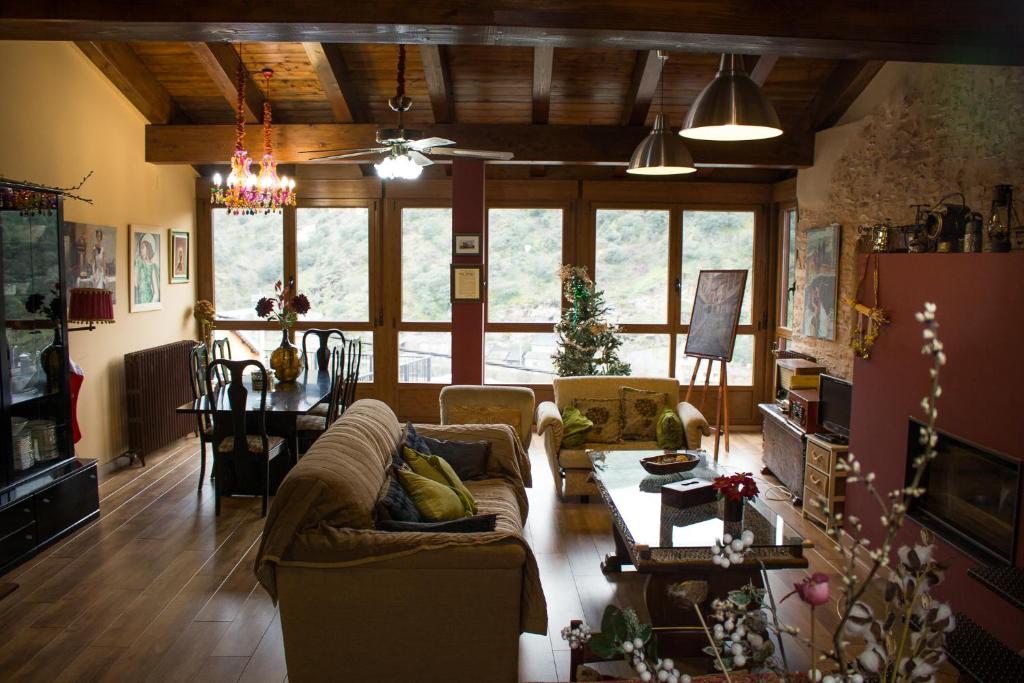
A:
[684, 355, 730, 464]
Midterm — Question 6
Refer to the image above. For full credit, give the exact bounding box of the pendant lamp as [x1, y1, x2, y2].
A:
[680, 54, 783, 141]
[627, 52, 696, 175]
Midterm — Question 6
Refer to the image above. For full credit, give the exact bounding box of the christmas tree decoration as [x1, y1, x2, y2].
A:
[552, 266, 631, 377]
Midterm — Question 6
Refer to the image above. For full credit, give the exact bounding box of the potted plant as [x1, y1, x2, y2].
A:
[255, 280, 310, 382]
[713, 472, 759, 522]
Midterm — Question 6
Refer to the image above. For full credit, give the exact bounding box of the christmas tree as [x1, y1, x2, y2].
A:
[552, 265, 631, 377]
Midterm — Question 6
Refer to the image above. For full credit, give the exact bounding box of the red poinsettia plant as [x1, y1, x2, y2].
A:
[255, 280, 311, 330]
[712, 472, 759, 502]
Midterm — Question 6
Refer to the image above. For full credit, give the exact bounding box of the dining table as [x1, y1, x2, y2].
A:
[176, 370, 333, 496]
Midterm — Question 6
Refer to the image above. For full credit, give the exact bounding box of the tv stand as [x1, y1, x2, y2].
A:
[802, 433, 848, 532]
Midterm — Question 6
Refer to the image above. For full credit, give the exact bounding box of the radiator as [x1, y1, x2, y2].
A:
[124, 340, 197, 465]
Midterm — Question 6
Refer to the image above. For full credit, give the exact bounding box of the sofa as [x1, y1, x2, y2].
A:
[536, 376, 711, 499]
[440, 384, 536, 449]
[255, 399, 547, 683]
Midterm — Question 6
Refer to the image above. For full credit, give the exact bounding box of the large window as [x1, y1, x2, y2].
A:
[297, 208, 370, 322]
[484, 332, 557, 384]
[595, 209, 670, 324]
[487, 208, 562, 323]
[681, 211, 754, 325]
[778, 207, 798, 330]
[402, 208, 452, 323]
[213, 210, 283, 319]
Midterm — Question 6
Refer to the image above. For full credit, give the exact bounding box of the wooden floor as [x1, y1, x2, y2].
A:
[0, 429, 953, 682]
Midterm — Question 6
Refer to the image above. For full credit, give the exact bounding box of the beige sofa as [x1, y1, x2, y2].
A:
[255, 399, 547, 683]
[536, 376, 711, 499]
[440, 384, 535, 449]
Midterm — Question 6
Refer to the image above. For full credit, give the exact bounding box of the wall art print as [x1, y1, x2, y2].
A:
[130, 224, 162, 312]
[802, 223, 840, 341]
[63, 222, 117, 304]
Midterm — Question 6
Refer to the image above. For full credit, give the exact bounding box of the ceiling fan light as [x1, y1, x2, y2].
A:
[680, 54, 783, 141]
[627, 113, 697, 175]
[375, 153, 423, 180]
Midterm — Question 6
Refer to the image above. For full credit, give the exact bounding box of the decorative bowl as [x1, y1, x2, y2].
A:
[640, 451, 701, 475]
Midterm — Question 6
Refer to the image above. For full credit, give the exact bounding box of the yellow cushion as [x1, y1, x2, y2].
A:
[403, 447, 478, 515]
[397, 468, 465, 522]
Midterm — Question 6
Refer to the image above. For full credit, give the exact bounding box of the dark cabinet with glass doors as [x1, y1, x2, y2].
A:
[0, 181, 99, 574]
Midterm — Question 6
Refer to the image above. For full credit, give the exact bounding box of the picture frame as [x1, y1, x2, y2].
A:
[453, 233, 481, 255]
[63, 222, 117, 304]
[129, 224, 163, 312]
[169, 229, 190, 284]
[683, 269, 748, 361]
[802, 223, 841, 341]
[451, 264, 484, 302]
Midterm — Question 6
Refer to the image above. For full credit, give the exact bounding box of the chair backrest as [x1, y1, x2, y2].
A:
[341, 338, 362, 411]
[210, 337, 233, 385]
[206, 358, 270, 457]
[188, 342, 213, 432]
[324, 346, 346, 425]
[302, 328, 345, 374]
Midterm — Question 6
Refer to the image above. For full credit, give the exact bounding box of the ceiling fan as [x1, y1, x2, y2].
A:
[300, 45, 513, 179]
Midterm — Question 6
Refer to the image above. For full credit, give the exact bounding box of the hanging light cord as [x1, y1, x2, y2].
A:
[396, 44, 407, 100]
[234, 43, 246, 153]
[262, 69, 273, 157]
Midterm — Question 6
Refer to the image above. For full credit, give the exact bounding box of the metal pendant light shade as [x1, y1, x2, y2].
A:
[627, 113, 697, 175]
[680, 54, 783, 141]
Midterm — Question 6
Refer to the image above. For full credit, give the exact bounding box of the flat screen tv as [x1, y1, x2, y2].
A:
[819, 374, 852, 438]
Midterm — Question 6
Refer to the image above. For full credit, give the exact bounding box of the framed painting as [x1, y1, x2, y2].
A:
[802, 223, 841, 341]
[169, 229, 189, 283]
[129, 225, 162, 312]
[683, 269, 748, 361]
[63, 222, 117, 303]
[453, 233, 481, 255]
[451, 264, 484, 302]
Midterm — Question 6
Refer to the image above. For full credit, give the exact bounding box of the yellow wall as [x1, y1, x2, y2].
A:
[0, 41, 197, 467]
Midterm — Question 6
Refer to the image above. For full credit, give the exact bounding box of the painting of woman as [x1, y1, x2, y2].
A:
[130, 226, 162, 311]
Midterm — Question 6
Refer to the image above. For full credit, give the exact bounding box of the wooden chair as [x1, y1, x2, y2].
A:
[296, 347, 345, 450]
[341, 338, 363, 412]
[301, 328, 345, 374]
[206, 358, 285, 517]
[188, 342, 215, 492]
[210, 336, 233, 385]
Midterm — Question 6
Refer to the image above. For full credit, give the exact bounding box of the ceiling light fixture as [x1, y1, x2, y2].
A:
[375, 153, 424, 180]
[680, 53, 783, 142]
[627, 51, 696, 176]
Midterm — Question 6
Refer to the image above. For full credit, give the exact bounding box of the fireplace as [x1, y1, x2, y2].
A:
[905, 419, 1021, 566]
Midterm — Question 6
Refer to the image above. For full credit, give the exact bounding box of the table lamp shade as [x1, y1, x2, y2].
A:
[68, 288, 115, 324]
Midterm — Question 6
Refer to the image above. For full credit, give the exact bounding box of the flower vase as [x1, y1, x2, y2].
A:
[40, 328, 64, 394]
[270, 329, 302, 382]
[722, 497, 744, 523]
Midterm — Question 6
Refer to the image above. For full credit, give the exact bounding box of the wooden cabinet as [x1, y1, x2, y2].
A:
[758, 403, 807, 503]
[801, 434, 848, 531]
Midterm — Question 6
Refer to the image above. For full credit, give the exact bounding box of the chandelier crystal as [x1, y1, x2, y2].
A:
[211, 52, 296, 214]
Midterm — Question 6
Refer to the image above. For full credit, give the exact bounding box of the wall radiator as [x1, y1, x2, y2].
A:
[123, 340, 197, 466]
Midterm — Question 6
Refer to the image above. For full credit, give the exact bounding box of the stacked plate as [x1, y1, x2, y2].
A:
[27, 419, 59, 462]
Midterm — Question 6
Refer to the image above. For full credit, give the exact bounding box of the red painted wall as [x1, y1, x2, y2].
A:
[848, 252, 1024, 649]
[450, 158, 485, 384]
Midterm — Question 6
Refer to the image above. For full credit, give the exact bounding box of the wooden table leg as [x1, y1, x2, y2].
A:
[601, 524, 631, 574]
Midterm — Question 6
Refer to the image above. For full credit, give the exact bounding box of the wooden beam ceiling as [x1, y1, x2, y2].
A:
[531, 46, 554, 124]
[419, 45, 455, 124]
[748, 55, 778, 87]
[3, 2, 1022, 65]
[76, 41, 184, 124]
[801, 60, 886, 131]
[302, 42, 361, 123]
[621, 50, 664, 126]
[188, 42, 265, 123]
[145, 123, 814, 168]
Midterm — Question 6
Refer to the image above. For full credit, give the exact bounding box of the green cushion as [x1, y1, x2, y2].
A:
[403, 447, 478, 515]
[560, 406, 593, 449]
[656, 407, 684, 450]
[397, 468, 466, 522]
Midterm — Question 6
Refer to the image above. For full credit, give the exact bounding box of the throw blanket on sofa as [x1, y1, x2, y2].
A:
[254, 399, 547, 635]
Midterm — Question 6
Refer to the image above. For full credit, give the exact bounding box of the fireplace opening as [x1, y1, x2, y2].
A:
[905, 418, 1021, 566]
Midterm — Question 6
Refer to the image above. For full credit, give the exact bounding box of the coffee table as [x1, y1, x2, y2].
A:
[588, 449, 809, 633]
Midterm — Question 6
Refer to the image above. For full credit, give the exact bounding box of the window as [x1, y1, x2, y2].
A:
[484, 332, 557, 384]
[398, 332, 452, 383]
[778, 207, 798, 329]
[487, 208, 562, 323]
[213, 210, 283, 319]
[402, 208, 453, 323]
[676, 334, 755, 386]
[297, 208, 370, 322]
[595, 209, 670, 324]
[681, 211, 755, 325]
[618, 333, 671, 378]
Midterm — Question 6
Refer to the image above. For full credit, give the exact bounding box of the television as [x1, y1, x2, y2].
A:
[818, 374, 852, 438]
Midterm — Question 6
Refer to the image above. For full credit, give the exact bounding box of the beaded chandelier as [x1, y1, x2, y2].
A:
[211, 48, 295, 215]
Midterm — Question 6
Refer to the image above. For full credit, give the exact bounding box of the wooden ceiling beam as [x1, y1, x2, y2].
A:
[531, 46, 554, 124]
[801, 59, 885, 131]
[302, 42, 361, 123]
[4, 2, 1021, 65]
[76, 41, 184, 124]
[748, 54, 779, 87]
[621, 50, 664, 126]
[419, 45, 455, 124]
[145, 123, 814, 169]
[188, 42, 265, 124]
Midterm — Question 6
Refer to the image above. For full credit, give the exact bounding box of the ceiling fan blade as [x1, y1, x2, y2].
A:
[407, 150, 434, 166]
[426, 148, 515, 161]
[305, 149, 389, 162]
[300, 146, 388, 156]
[407, 137, 456, 150]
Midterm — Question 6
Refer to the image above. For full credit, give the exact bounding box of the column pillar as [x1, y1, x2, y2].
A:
[450, 158, 485, 384]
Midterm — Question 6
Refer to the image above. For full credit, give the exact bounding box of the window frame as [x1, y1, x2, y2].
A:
[775, 202, 798, 338]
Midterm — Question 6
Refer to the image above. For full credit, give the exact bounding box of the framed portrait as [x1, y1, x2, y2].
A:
[453, 233, 481, 255]
[451, 264, 484, 302]
[63, 222, 117, 304]
[129, 225, 163, 312]
[169, 229, 190, 283]
[802, 223, 841, 341]
[683, 269, 748, 361]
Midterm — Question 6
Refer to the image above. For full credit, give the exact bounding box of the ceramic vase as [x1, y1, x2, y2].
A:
[270, 329, 302, 382]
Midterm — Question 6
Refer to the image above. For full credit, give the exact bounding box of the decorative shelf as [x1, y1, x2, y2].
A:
[967, 565, 1024, 612]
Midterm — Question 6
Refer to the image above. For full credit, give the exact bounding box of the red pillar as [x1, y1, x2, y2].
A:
[451, 158, 485, 384]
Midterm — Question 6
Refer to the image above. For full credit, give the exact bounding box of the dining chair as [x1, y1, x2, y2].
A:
[301, 328, 345, 374]
[188, 342, 215, 492]
[210, 336, 233, 386]
[296, 347, 345, 450]
[206, 358, 285, 517]
[341, 338, 363, 412]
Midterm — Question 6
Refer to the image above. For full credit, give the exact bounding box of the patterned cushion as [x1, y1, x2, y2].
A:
[573, 398, 621, 443]
[296, 414, 328, 432]
[620, 387, 668, 441]
[217, 434, 284, 454]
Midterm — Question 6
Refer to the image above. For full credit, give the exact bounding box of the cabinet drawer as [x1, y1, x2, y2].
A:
[802, 490, 828, 524]
[804, 466, 830, 499]
[34, 463, 99, 541]
[0, 522, 38, 567]
[806, 441, 832, 474]
[0, 501, 35, 536]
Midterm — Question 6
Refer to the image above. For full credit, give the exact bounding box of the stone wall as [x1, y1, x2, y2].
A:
[793, 63, 1024, 378]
